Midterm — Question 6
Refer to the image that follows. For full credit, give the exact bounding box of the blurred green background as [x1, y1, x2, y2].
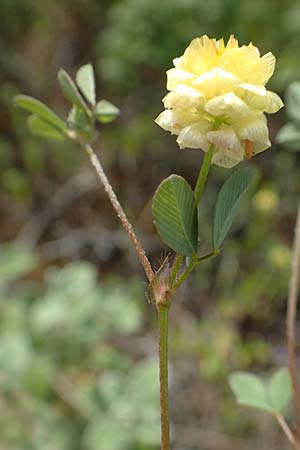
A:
[1, 0, 300, 449]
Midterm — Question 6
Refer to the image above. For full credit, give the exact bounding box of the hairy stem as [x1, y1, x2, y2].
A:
[194, 144, 215, 205]
[275, 414, 298, 449]
[170, 254, 183, 285]
[174, 257, 198, 289]
[84, 144, 154, 282]
[287, 199, 300, 439]
[158, 305, 171, 450]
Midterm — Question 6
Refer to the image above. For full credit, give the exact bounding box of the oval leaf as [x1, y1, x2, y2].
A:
[76, 63, 96, 106]
[213, 167, 257, 249]
[14, 95, 67, 131]
[152, 175, 198, 256]
[58, 69, 90, 115]
[286, 82, 300, 124]
[268, 368, 292, 413]
[94, 100, 120, 123]
[229, 372, 274, 413]
[28, 115, 66, 141]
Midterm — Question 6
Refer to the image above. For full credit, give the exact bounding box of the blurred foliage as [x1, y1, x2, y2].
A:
[1, 0, 300, 449]
[0, 244, 160, 450]
[277, 82, 300, 150]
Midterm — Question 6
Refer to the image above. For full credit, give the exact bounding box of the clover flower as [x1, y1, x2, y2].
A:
[155, 35, 283, 168]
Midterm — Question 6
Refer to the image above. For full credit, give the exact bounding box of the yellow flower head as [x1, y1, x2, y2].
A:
[155, 35, 283, 168]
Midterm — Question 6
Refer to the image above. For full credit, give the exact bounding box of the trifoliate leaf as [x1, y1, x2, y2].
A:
[229, 368, 292, 415]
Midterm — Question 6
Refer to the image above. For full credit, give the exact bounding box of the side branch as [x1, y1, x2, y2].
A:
[85, 144, 154, 282]
[287, 199, 300, 439]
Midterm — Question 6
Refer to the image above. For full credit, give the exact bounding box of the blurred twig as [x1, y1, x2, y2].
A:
[287, 199, 300, 443]
[17, 171, 97, 246]
[275, 414, 297, 449]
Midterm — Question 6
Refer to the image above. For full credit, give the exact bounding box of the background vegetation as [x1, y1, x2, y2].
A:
[1, 0, 300, 449]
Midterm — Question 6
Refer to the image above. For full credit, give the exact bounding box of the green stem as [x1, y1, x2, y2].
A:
[158, 305, 171, 450]
[155, 144, 215, 450]
[194, 144, 215, 205]
[174, 257, 198, 289]
[174, 250, 219, 290]
[170, 254, 183, 285]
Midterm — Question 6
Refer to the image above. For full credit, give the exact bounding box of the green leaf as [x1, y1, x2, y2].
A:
[268, 368, 292, 413]
[76, 63, 96, 106]
[286, 82, 300, 124]
[14, 95, 67, 131]
[94, 100, 120, 123]
[68, 106, 93, 140]
[276, 123, 300, 151]
[152, 175, 198, 256]
[229, 372, 274, 413]
[213, 167, 257, 249]
[58, 69, 90, 115]
[28, 115, 66, 141]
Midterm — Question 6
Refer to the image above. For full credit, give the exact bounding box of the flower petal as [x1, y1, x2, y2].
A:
[235, 114, 269, 145]
[225, 35, 239, 50]
[207, 125, 244, 156]
[155, 110, 174, 132]
[182, 35, 220, 75]
[239, 83, 283, 113]
[163, 84, 205, 110]
[258, 52, 276, 85]
[250, 140, 271, 155]
[205, 92, 250, 118]
[166, 68, 195, 90]
[192, 67, 240, 98]
[176, 122, 211, 150]
[155, 110, 183, 135]
[220, 45, 276, 86]
[212, 151, 243, 168]
[155, 109, 200, 135]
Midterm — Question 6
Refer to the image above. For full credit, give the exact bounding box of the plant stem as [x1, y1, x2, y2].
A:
[174, 257, 198, 289]
[287, 199, 300, 440]
[275, 414, 298, 449]
[194, 144, 215, 205]
[158, 304, 171, 450]
[84, 144, 154, 282]
[170, 254, 183, 285]
[174, 251, 218, 290]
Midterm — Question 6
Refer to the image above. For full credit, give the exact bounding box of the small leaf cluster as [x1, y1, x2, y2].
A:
[229, 368, 292, 416]
[14, 64, 120, 144]
[276, 82, 300, 151]
[152, 167, 257, 257]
